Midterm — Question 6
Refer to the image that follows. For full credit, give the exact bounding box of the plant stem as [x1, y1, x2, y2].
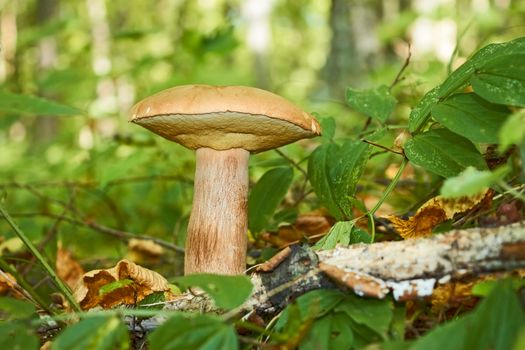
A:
[367, 157, 409, 242]
[0, 203, 82, 312]
[0, 257, 55, 315]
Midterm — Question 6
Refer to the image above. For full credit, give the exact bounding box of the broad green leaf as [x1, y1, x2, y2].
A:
[440, 166, 509, 198]
[0, 91, 82, 116]
[404, 128, 486, 178]
[409, 37, 525, 132]
[137, 291, 166, 310]
[52, 316, 129, 350]
[308, 143, 344, 219]
[275, 290, 346, 331]
[149, 314, 238, 350]
[412, 280, 525, 350]
[431, 93, 509, 143]
[319, 116, 336, 141]
[409, 87, 441, 133]
[471, 54, 525, 107]
[336, 294, 393, 339]
[173, 274, 252, 310]
[499, 109, 525, 152]
[248, 167, 294, 233]
[308, 141, 371, 220]
[99, 279, 134, 296]
[0, 322, 39, 350]
[471, 278, 525, 297]
[314, 221, 353, 250]
[313, 221, 371, 250]
[299, 312, 354, 350]
[331, 140, 371, 217]
[346, 85, 397, 122]
[0, 297, 37, 320]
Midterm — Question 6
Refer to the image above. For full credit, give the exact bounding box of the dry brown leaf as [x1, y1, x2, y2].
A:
[56, 246, 85, 289]
[0, 271, 16, 295]
[73, 259, 171, 310]
[127, 238, 164, 264]
[261, 213, 335, 247]
[388, 190, 492, 239]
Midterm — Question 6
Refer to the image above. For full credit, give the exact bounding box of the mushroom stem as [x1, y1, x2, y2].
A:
[185, 147, 250, 275]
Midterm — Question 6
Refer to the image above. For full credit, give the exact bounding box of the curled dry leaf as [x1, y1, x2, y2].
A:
[56, 246, 85, 290]
[0, 271, 23, 298]
[388, 190, 492, 239]
[73, 259, 171, 310]
[261, 213, 335, 247]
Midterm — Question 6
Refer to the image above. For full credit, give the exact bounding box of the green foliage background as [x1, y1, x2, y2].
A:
[1, 0, 525, 349]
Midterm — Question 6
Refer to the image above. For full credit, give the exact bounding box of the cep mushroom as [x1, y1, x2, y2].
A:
[129, 85, 321, 275]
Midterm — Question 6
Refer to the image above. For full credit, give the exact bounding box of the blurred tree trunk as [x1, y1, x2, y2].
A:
[0, 0, 17, 83]
[242, 0, 272, 89]
[86, 0, 118, 118]
[322, 0, 357, 97]
[321, 0, 382, 97]
[33, 0, 59, 144]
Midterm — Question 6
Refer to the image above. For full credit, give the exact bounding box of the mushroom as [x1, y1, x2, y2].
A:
[129, 85, 321, 275]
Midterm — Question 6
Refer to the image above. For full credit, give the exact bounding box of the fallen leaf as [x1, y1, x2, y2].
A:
[0, 271, 26, 300]
[262, 213, 335, 247]
[388, 190, 492, 239]
[73, 259, 171, 310]
[56, 246, 85, 289]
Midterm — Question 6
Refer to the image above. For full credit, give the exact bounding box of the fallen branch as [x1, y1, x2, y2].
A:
[148, 221, 525, 323]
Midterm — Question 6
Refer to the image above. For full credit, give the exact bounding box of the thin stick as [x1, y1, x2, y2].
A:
[1, 211, 184, 253]
[274, 149, 308, 177]
[0, 203, 82, 312]
[390, 43, 411, 90]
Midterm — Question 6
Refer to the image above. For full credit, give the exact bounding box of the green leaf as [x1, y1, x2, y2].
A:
[248, 167, 294, 233]
[431, 93, 509, 143]
[137, 291, 166, 310]
[409, 87, 441, 133]
[0, 322, 39, 350]
[99, 279, 134, 296]
[319, 116, 336, 141]
[471, 278, 525, 297]
[0, 297, 37, 320]
[149, 314, 238, 350]
[173, 274, 252, 310]
[336, 294, 393, 339]
[404, 128, 486, 178]
[299, 312, 354, 350]
[499, 109, 525, 152]
[0, 91, 82, 116]
[409, 37, 525, 132]
[308, 141, 371, 220]
[440, 166, 509, 198]
[313, 221, 371, 250]
[275, 290, 346, 331]
[308, 143, 344, 219]
[331, 140, 371, 217]
[412, 280, 525, 350]
[52, 316, 129, 350]
[346, 85, 397, 122]
[471, 54, 525, 107]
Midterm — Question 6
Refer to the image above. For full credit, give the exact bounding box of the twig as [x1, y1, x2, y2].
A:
[1, 211, 185, 253]
[390, 42, 411, 90]
[0, 203, 81, 312]
[274, 149, 308, 177]
[362, 139, 404, 155]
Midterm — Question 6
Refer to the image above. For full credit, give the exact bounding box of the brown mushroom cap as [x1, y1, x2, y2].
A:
[129, 84, 321, 152]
